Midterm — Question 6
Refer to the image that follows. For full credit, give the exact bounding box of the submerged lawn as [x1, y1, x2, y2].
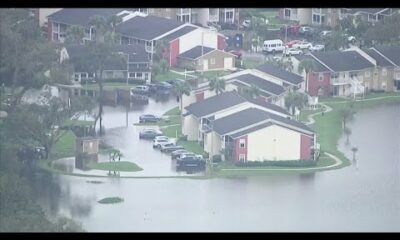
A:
[50, 130, 76, 159]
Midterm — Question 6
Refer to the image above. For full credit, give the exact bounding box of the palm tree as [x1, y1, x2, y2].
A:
[87, 15, 122, 136]
[154, 39, 168, 62]
[172, 81, 191, 111]
[284, 91, 308, 115]
[209, 77, 225, 95]
[239, 84, 261, 100]
[298, 59, 317, 94]
[339, 105, 356, 130]
[351, 146, 358, 161]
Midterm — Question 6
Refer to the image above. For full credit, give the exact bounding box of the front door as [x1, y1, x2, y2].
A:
[203, 59, 209, 71]
[224, 57, 233, 69]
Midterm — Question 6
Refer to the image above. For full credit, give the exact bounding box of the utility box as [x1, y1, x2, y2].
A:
[75, 137, 100, 170]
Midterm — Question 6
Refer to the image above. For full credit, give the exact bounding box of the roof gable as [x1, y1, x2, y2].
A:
[371, 45, 400, 67]
[311, 50, 375, 72]
[48, 8, 125, 27]
[178, 46, 215, 60]
[234, 74, 285, 96]
[256, 63, 304, 85]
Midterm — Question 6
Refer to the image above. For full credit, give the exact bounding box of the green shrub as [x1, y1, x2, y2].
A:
[212, 155, 222, 163]
[235, 160, 316, 167]
[179, 135, 188, 141]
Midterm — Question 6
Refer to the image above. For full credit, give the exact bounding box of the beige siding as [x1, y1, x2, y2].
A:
[204, 132, 222, 158]
[247, 124, 301, 161]
[182, 115, 199, 141]
[181, 93, 197, 113]
[195, 50, 236, 71]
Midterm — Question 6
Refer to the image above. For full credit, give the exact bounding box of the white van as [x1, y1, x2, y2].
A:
[262, 39, 285, 53]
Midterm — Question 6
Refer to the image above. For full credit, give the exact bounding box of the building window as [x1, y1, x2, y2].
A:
[382, 68, 387, 76]
[319, 73, 324, 81]
[284, 9, 291, 18]
[239, 139, 246, 148]
[239, 154, 245, 162]
[136, 72, 143, 78]
[396, 73, 400, 79]
[80, 73, 88, 79]
[210, 58, 216, 64]
[365, 71, 371, 77]
[129, 72, 135, 78]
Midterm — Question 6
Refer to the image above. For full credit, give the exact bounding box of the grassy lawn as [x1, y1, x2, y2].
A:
[159, 115, 181, 126]
[155, 71, 187, 81]
[177, 140, 206, 155]
[50, 130, 76, 159]
[192, 70, 230, 79]
[88, 161, 143, 172]
[161, 125, 182, 138]
[163, 106, 180, 116]
[81, 83, 139, 91]
[298, 109, 323, 123]
[98, 197, 124, 204]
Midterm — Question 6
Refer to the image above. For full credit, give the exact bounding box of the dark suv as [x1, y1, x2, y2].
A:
[139, 114, 160, 123]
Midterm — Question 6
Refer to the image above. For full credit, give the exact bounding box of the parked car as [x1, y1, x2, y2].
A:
[284, 47, 303, 56]
[171, 150, 190, 159]
[207, 22, 221, 31]
[139, 114, 160, 123]
[242, 19, 251, 28]
[160, 143, 185, 153]
[130, 85, 149, 95]
[320, 30, 332, 37]
[310, 44, 325, 52]
[262, 39, 285, 54]
[293, 41, 312, 49]
[285, 40, 301, 48]
[139, 128, 163, 139]
[154, 135, 169, 142]
[299, 26, 314, 35]
[176, 153, 197, 161]
[229, 50, 242, 59]
[155, 82, 173, 93]
[176, 155, 206, 168]
[153, 138, 172, 148]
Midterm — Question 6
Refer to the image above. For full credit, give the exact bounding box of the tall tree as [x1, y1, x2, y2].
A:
[339, 104, 356, 130]
[238, 84, 261, 100]
[209, 77, 225, 95]
[65, 26, 85, 45]
[0, 9, 58, 112]
[172, 81, 191, 111]
[284, 91, 308, 115]
[298, 59, 317, 94]
[85, 14, 122, 136]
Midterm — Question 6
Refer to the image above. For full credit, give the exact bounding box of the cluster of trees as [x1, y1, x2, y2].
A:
[0, 9, 86, 232]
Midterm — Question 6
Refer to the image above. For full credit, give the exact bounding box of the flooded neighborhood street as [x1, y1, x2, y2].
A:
[31, 102, 400, 232]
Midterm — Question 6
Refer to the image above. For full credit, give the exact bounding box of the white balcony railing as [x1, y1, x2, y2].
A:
[331, 77, 350, 85]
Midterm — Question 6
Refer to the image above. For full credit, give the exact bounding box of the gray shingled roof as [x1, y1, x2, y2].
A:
[185, 91, 246, 118]
[65, 44, 149, 71]
[247, 98, 290, 116]
[116, 15, 184, 40]
[365, 49, 394, 67]
[160, 26, 197, 42]
[311, 51, 375, 72]
[178, 46, 215, 60]
[212, 108, 271, 135]
[294, 55, 330, 72]
[256, 63, 304, 86]
[48, 8, 124, 27]
[372, 45, 400, 67]
[350, 8, 388, 15]
[230, 122, 273, 139]
[212, 108, 313, 136]
[234, 74, 286, 96]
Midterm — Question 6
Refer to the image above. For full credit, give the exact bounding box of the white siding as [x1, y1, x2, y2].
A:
[181, 93, 197, 113]
[204, 132, 221, 157]
[40, 8, 62, 26]
[178, 28, 218, 54]
[247, 124, 301, 161]
[182, 115, 199, 141]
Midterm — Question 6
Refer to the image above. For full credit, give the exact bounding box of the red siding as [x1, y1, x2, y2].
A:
[48, 21, 52, 41]
[234, 136, 248, 162]
[300, 134, 312, 160]
[307, 72, 331, 96]
[217, 35, 227, 50]
[169, 39, 180, 67]
[195, 92, 204, 102]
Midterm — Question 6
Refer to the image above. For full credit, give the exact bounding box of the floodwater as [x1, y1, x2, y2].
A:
[31, 102, 400, 232]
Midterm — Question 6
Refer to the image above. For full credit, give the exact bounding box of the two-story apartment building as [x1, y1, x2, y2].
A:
[144, 8, 239, 26]
[61, 43, 151, 84]
[182, 91, 291, 142]
[201, 107, 315, 162]
[293, 50, 375, 97]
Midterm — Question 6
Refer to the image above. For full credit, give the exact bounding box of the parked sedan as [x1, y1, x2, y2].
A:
[293, 41, 312, 49]
[285, 40, 301, 48]
[283, 47, 303, 56]
[153, 138, 172, 148]
[139, 129, 163, 139]
[171, 150, 190, 159]
[160, 143, 185, 153]
[310, 44, 325, 52]
[139, 114, 160, 123]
